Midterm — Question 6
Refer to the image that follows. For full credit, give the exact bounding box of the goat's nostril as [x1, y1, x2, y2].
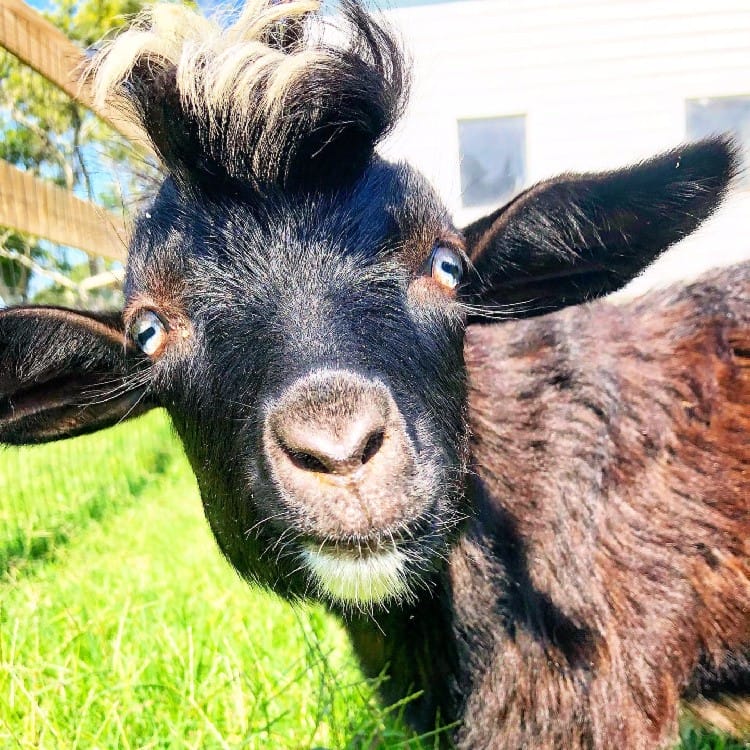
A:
[280, 428, 385, 475]
[273, 422, 388, 477]
[266, 373, 397, 479]
[360, 429, 385, 465]
[288, 449, 331, 474]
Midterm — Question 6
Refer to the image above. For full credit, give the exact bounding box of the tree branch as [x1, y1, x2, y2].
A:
[0, 243, 124, 303]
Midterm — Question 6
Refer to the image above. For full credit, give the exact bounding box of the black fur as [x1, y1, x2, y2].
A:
[0, 3, 746, 746]
[463, 138, 738, 318]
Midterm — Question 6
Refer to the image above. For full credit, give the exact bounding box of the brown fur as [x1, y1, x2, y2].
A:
[452, 262, 749, 748]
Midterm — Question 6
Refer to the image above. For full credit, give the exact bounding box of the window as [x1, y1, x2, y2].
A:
[686, 96, 750, 186]
[458, 115, 526, 208]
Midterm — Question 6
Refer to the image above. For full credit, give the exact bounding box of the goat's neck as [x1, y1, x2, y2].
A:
[343, 306, 627, 732]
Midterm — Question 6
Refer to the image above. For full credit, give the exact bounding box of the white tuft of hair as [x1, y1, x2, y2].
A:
[88, 0, 324, 170]
[84, 0, 408, 186]
[302, 543, 410, 607]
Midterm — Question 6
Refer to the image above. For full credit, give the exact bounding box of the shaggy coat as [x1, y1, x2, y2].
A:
[347, 264, 750, 748]
[0, 2, 748, 747]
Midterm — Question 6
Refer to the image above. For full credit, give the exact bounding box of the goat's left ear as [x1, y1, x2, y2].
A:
[461, 137, 737, 318]
[0, 306, 155, 445]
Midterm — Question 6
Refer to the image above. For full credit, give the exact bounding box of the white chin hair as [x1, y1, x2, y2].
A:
[302, 544, 409, 606]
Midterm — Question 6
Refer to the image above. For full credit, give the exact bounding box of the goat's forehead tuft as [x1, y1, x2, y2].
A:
[86, 0, 409, 191]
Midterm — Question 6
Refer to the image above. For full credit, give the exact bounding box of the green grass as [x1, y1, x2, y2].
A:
[680, 726, 748, 750]
[0, 437, 431, 749]
[0, 417, 746, 748]
[0, 411, 176, 576]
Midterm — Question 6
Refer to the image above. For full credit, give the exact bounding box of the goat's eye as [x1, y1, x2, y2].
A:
[131, 310, 167, 356]
[430, 246, 463, 290]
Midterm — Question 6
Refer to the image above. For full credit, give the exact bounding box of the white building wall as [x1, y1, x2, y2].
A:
[378, 0, 750, 296]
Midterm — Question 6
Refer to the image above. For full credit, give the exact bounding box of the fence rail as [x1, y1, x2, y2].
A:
[0, 0, 148, 260]
[0, 160, 128, 260]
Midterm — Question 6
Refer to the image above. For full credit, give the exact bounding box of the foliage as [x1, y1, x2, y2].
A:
[0, 0, 160, 308]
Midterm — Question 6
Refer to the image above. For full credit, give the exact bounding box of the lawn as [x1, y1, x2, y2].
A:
[0, 411, 174, 576]
[0, 414, 745, 748]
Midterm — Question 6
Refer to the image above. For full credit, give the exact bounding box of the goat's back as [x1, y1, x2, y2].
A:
[639, 262, 750, 734]
[462, 261, 749, 747]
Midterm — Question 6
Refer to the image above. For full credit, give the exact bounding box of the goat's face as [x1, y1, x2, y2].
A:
[124, 162, 470, 608]
[0, 2, 737, 613]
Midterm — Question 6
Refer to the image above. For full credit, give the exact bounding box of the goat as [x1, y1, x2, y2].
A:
[0, 2, 747, 747]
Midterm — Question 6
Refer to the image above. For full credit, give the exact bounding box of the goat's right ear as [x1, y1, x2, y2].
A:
[0, 306, 156, 445]
[461, 137, 737, 318]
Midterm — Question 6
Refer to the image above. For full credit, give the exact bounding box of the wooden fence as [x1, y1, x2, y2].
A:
[0, 0, 149, 260]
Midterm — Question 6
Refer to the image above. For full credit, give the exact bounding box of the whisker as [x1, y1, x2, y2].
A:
[244, 511, 286, 539]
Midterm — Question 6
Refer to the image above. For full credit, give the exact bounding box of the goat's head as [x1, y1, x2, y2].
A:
[0, 1, 737, 611]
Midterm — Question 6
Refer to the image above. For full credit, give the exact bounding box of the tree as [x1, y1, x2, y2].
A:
[0, 0, 160, 308]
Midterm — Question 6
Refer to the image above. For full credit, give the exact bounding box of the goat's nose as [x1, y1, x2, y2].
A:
[272, 404, 386, 476]
[263, 371, 415, 537]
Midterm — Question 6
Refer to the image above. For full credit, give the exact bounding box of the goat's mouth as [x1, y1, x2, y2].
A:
[293, 484, 467, 610]
[308, 537, 394, 558]
[301, 538, 411, 608]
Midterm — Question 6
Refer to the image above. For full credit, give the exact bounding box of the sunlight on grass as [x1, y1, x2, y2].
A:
[0, 447, 429, 749]
[0, 411, 175, 575]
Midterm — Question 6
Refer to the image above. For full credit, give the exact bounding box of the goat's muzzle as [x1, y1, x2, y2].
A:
[263, 370, 417, 539]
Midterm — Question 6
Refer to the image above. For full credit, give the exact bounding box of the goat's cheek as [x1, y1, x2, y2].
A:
[407, 280, 467, 345]
[408, 276, 455, 308]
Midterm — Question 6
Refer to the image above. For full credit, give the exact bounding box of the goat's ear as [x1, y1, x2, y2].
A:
[0, 306, 156, 445]
[461, 138, 737, 318]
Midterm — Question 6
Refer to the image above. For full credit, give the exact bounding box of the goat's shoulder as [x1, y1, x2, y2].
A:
[626, 261, 750, 457]
[629, 259, 750, 365]
[465, 259, 750, 448]
[459, 262, 749, 748]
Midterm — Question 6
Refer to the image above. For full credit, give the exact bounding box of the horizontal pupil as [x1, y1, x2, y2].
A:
[137, 327, 155, 345]
[440, 260, 459, 277]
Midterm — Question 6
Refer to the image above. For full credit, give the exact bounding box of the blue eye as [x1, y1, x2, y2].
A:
[131, 310, 167, 356]
[430, 246, 463, 290]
